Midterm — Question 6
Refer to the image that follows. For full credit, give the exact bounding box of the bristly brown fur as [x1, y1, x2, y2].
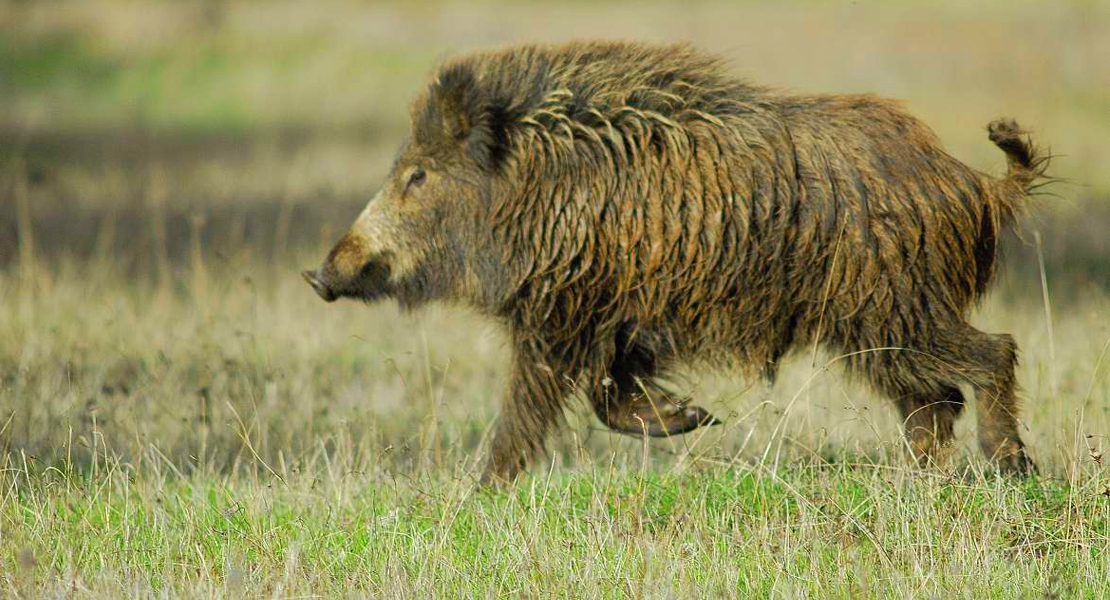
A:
[319, 41, 1050, 482]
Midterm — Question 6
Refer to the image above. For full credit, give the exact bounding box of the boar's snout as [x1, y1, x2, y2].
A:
[302, 268, 338, 303]
[303, 231, 373, 303]
[302, 236, 394, 304]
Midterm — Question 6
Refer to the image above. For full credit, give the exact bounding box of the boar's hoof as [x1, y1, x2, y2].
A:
[604, 398, 722, 437]
[995, 447, 1037, 476]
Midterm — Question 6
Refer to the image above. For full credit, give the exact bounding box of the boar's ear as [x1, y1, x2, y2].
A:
[435, 64, 475, 140]
[432, 64, 510, 172]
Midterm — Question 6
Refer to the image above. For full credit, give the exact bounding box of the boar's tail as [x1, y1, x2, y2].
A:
[985, 118, 1053, 227]
[971, 119, 1052, 294]
[987, 118, 1052, 191]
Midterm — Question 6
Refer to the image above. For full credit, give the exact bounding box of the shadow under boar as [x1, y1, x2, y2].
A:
[304, 41, 1050, 483]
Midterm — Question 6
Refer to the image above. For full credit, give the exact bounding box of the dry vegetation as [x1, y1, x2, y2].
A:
[2, 0, 1109, 597]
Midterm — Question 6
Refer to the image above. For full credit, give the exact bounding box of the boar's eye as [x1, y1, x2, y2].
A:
[406, 168, 427, 192]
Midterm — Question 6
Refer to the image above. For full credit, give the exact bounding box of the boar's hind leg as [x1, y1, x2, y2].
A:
[947, 329, 1036, 475]
[864, 350, 963, 466]
[893, 385, 965, 468]
[865, 324, 1034, 475]
[590, 342, 721, 437]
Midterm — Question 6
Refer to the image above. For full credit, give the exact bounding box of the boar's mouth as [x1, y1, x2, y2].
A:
[302, 269, 338, 302]
[302, 259, 392, 304]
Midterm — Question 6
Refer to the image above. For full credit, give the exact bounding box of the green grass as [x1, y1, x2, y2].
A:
[0, 13, 431, 135]
[0, 33, 119, 91]
[4, 454, 1109, 598]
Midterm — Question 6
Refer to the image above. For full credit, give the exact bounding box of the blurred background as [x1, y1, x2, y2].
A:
[1, 0, 1108, 474]
[2, 0, 1108, 284]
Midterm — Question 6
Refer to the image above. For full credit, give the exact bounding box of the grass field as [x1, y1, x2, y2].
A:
[2, 264, 1109, 597]
[2, 0, 1110, 597]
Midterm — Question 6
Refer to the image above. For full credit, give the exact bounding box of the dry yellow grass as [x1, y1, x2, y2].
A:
[1, 255, 1109, 597]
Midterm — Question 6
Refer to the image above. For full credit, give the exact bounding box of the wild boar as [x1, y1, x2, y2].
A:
[303, 41, 1048, 482]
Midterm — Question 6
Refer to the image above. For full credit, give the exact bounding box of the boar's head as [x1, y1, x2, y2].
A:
[304, 63, 516, 311]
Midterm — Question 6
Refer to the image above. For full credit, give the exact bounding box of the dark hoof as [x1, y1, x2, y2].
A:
[997, 449, 1037, 476]
[602, 401, 722, 437]
[647, 405, 722, 437]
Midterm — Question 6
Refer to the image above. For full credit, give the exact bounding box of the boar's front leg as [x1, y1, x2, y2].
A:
[481, 341, 570, 484]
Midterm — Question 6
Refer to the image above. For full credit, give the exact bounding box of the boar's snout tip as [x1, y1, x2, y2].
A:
[302, 269, 338, 303]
